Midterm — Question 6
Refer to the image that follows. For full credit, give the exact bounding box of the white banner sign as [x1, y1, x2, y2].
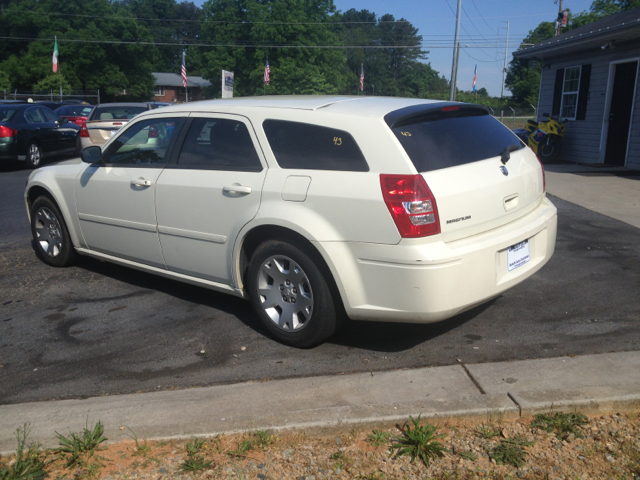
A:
[222, 70, 234, 98]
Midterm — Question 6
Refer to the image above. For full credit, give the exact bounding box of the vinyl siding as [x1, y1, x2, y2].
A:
[537, 43, 640, 169]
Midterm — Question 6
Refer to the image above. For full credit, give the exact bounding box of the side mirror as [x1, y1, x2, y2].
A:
[81, 146, 102, 164]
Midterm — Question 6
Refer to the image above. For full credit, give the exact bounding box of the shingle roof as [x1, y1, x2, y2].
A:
[514, 7, 640, 59]
[152, 73, 212, 88]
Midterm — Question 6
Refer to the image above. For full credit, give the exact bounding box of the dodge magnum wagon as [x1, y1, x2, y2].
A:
[25, 96, 557, 347]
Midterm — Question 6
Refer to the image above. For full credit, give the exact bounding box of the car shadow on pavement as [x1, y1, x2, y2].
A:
[328, 301, 496, 353]
[66, 251, 495, 353]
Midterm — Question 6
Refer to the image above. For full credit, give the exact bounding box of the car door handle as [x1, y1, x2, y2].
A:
[131, 178, 153, 187]
[223, 185, 252, 194]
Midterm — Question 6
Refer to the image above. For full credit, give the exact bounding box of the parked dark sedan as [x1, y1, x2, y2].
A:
[0, 104, 80, 168]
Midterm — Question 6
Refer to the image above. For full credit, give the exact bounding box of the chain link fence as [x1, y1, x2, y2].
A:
[2, 89, 101, 104]
[490, 107, 538, 130]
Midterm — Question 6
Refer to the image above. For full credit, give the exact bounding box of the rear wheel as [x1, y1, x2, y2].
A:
[26, 142, 42, 169]
[247, 240, 337, 348]
[538, 135, 562, 162]
[30, 196, 75, 267]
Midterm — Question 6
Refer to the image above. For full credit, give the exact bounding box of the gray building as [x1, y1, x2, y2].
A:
[514, 8, 640, 169]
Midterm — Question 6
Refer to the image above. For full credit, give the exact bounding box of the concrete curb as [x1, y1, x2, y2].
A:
[1, 351, 639, 454]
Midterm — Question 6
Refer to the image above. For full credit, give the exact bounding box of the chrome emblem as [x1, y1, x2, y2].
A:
[500, 166, 509, 176]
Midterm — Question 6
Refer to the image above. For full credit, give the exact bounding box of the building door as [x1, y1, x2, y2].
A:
[604, 61, 638, 166]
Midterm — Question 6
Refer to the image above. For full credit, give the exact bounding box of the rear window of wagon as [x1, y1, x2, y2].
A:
[263, 120, 369, 172]
[90, 106, 148, 121]
[390, 108, 523, 173]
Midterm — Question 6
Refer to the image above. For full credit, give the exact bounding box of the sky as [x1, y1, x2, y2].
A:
[331, 0, 594, 97]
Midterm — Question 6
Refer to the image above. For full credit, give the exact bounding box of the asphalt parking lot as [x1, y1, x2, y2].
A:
[1, 163, 639, 405]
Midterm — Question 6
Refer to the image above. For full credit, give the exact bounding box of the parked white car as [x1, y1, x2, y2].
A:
[25, 96, 557, 347]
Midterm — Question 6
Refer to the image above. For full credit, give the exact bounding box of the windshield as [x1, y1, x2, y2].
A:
[90, 106, 147, 121]
[391, 109, 523, 173]
[57, 105, 93, 116]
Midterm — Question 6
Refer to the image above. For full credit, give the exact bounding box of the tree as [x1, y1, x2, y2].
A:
[33, 73, 73, 95]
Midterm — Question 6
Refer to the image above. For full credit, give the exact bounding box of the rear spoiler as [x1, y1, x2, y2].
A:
[384, 103, 491, 129]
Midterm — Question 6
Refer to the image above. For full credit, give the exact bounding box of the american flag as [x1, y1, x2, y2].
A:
[472, 64, 477, 93]
[181, 51, 188, 88]
[264, 58, 270, 85]
[359, 64, 364, 91]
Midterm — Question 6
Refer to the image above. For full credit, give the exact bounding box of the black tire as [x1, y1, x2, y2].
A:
[247, 240, 337, 348]
[30, 196, 76, 267]
[26, 142, 42, 169]
[538, 136, 562, 163]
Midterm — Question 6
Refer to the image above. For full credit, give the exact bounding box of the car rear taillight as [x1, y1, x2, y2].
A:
[536, 155, 546, 192]
[0, 125, 17, 138]
[149, 124, 159, 138]
[79, 124, 90, 137]
[380, 174, 440, 238]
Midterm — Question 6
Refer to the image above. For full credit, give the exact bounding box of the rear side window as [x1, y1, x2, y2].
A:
[0, 109, 16, 122]
[263, 120, 369, 172]
[391, 110, 522, 173]
[177, 118, 262, 171]
[24, 108, 45, 123]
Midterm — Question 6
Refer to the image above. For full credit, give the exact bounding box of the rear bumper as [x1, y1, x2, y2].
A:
[318, 196, 557, 323]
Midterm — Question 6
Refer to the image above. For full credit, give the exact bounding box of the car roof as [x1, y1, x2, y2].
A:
[139, 96, 451, 119]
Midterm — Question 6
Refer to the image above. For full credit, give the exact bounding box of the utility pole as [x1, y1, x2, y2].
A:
[500, 21, 509, 98]
[449, 0, 462, 102]
[556, 0, 563, 36]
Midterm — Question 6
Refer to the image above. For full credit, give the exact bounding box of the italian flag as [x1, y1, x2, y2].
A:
[52, 36, 59, 72]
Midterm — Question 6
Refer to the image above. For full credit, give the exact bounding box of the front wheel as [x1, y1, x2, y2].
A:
[247, 240, 337, 348]
[27, 142, 42, 169]
[538, 135, 562, 162]
[30, 196, 76, 267]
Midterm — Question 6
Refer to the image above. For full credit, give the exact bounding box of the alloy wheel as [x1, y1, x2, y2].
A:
[29, 143, 41, 167]
[34, 207, 63, 257]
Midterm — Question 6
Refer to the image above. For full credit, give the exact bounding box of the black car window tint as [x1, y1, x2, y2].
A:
[177, 118, 262, 171]
[25, 108, 45, 123]
[40, 108, 59, 123]
[262, 120, 369, 172]
[102, 118, 180, 166]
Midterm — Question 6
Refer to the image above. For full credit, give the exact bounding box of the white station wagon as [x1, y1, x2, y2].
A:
[25, 96, 557, 347]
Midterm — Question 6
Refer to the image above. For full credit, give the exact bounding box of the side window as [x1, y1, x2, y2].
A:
[177, 117, 262, 171]
[24, 108, 45, 124]
[102, 118, 180, 166]
[262, 120, 369, 172]
[40, 108, 60, 123]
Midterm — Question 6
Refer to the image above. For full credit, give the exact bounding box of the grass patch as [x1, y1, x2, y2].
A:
[227, 439, 253, 458]
[180, 438, 212, 472]
[0, 425, 47, 480]
[389, 415, 448, 467]
[252, 430, 275, 449]
[124, 427, 151, 457]
[487, 436, 535, 468]
[55, 420, 107, 479]
[530, 412, 589, 439]
[475, 425, 501, 439]
[366, 430, 389, 447]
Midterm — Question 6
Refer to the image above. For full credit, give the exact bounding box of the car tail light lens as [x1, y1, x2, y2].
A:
[79, 124, 90, 137]
[380, 174, 440, 238]
[536, 155, 546, 192]
[0, 125, 17, 138]
[149, 124, 159, 138]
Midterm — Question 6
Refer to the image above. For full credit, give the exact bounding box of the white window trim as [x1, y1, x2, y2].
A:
[560, 65, 581, 121]
[154, 86, 165, 96]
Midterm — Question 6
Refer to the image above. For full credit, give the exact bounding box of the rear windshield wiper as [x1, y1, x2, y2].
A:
[501, 144, 520, 165]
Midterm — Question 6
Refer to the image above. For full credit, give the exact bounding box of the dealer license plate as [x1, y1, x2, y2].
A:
[507, 240, 530, 272]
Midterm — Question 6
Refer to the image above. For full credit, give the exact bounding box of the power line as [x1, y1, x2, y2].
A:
[469, 0, 496, 31]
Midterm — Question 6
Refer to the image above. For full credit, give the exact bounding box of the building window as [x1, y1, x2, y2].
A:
[154, 86, 165, 96]
[180, 87, 192, 94]
[560, 66, 581, 120]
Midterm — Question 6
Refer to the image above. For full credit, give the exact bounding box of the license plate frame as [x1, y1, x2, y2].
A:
[507, 239, 530, 272]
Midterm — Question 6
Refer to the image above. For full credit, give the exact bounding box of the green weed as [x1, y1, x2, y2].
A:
[487, 436, 535, 468]
[55, 420, 107, 478]
[180, 438, 212, 472]
[0, 425, 47, 480]
[123, 427, 150, 457]
[366, 430, 389, 447]
[389, 415, 448, 466]
[253, 430, 275, 449]
[475, 425, 501, 439]
[356, 472, 385, 479]
[459, 451, 478, 461]
[530, 412, 589, 439]
[227, 439, 253, 458]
